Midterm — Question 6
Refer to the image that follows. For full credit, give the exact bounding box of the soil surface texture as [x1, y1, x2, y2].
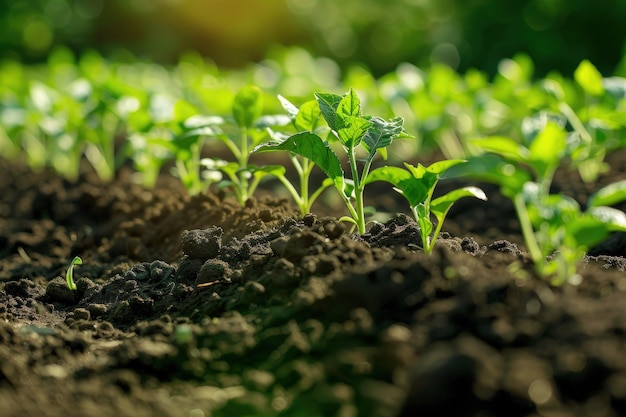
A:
[2, 151, 626, 417]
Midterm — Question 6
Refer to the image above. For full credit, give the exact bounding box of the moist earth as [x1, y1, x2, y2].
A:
[2, 152, 626, 417]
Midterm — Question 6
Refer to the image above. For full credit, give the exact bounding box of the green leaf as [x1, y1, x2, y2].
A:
[471, 136, 530, 162]
[174, 99, 199, 123]
[574, 59, 604, 96]
[337, 116, 372, 148]
[183, 115, 225, 129]
[255, 114, 292, 129]
[365, 166, 429, 208]
[277, 95, 299, 119]
[182, 125, 222, 139]
[424, 159, 468, 175]
[233, 86, 262, 129]
[588, 179, 626, 207]
[337, 88, 361, 119]
[528, 122, 567, 178]
[586, 206, 626, 230]
[565, 212, 623, 248]
[521, 111, 567, 143]
[431, 186, 487, 224]
[248, 164, 286, 181]
[216, 161, 241, 178]
[254, 132, 344, 187]
[603, 77, 626, 100]
[314, 92, 343, 131]
[295, 100, 322, 132]
[361, 116, 408, 160]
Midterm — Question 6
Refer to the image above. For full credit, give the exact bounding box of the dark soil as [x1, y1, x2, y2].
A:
[2, 150, 626, 417]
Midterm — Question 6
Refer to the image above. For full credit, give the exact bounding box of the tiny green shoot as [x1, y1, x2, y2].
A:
[365, 160, 487, 253]
[65, 256, 82, 291]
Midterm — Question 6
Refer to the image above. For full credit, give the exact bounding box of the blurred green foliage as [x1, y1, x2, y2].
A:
[1, 0, 625, 76]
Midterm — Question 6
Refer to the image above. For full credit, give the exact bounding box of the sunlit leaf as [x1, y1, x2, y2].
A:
[588, 179, 626, 207]
[471, 136, 529, 162]
[365, 165, 429, 207]
[254, 131, 343, 188]
[295, 100, 322, 132]
[361, 116, 408, 160]
[337, 116, 372, 148]
[431, 186, 487, 223]
[337, 88, 361, 119]
[574, 59, 604, 96]
[314, 92, 343, 131]
[277, 95, 299, 119]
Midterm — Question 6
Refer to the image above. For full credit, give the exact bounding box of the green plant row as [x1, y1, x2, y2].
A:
[3, 47, 626, 184]
[3, 47, 626, 285]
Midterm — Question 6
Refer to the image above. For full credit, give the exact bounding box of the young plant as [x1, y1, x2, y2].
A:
[540, 60, 626, 183]
[521, 180, 626, 284]
[255, 88, 410, 233]
[461, 122, 626, 284]
[254, 95, 334, 215]
[175, 86, 285, 204]
[364, 160, 487, 254]
[65, 256, 82, 291]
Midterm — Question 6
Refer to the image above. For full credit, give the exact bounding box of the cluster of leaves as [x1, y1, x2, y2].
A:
[0, 47, 343, 189]
[348, 56, 626, 166]
[454, 69, 626, 284]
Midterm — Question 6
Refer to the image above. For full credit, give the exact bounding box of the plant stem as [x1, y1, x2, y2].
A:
[300, 159, 311, 214]
[349, 146, 366, 234]
[513, 193, 543, 267]
[237, 128, 250, 205]
[559, 102, 593, 147]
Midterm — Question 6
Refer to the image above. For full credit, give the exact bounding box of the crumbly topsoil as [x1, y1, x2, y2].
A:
[2, 152, 626, 417]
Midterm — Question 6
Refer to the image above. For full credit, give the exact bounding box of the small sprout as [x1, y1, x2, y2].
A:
[65, 256, 82, 291]
[365, 160, 487, 253]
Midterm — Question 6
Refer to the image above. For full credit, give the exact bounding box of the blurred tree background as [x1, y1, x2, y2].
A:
[1, 0, 625, 77]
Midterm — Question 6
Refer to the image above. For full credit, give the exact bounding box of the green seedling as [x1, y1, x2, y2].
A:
[461, 122, 626, 284]
[364, 160, 487, 254]
[522, 181, 626, 284]
[255, 95, 334, 215]
[176, 86, 285, 204]
[256, 89, 410, 233]
[65, 256, 82, 291]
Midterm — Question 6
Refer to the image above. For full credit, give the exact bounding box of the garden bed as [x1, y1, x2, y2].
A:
[2, 147, 626, 417]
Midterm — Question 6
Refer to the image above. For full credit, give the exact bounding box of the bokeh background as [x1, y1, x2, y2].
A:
[2, 0, 626, 77]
